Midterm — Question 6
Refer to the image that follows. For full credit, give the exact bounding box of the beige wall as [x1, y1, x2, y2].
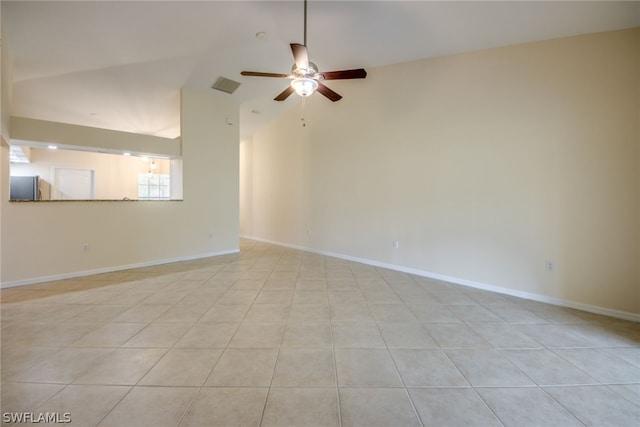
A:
[241, 29, 640, 318]
[10, 148, 171, 200]
[11, 116, 181, 158]
[1, 24, 13, 285]
[1, 89, 239, 285]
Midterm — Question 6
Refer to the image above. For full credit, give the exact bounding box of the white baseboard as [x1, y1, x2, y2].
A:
[0, 249, 240, 289]
[243, 235, 640, 323]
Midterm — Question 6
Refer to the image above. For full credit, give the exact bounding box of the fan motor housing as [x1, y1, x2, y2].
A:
[292, 62, 319, 79]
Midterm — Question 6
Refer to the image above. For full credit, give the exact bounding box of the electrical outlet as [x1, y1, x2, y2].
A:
[545, 260, 554, 272]
[82, 243, 90, 252]
[393, 241, 400, 249]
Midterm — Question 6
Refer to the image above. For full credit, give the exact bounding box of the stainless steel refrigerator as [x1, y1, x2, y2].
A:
[10, 176, 39, 200]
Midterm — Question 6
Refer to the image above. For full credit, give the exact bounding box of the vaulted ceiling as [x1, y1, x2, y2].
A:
[3, 1, 639, 141]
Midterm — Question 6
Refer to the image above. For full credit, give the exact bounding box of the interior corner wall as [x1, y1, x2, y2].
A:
[242, 28, 640, 317]
[239, 137, 253, 237]
[1, 26, 14, 286]
[0, 89, 239, 286]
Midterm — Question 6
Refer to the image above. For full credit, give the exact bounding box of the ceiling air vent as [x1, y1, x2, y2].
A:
[211, 77, 241, 94]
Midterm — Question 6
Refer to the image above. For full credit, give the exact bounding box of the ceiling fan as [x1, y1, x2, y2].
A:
[241, 0, 366, 102]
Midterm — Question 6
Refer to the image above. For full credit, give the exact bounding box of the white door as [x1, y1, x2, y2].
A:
[53, 168, 95, 200]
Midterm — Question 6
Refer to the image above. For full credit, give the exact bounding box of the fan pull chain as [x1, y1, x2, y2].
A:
[301, 97, 307, 127]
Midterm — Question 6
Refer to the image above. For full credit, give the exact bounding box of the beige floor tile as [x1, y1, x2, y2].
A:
[390, 349, 469, 386]
[179, 387, 268, 427]
[281, 321, 332, 347]
[227, 321, 284, 347]
[409, 388, 502, 427]
[1, 345, 58, 379]
[423, 323, 491, 349]
[468, 323, 543, 349]
[331, 322, 386, 348]
[339, 388, 421, 427]
[73, 348, 166, 385]
[12, 347, 112, 384]
[68, 304, 131, 323]
[394, 286, 437, 302]
[326, 279, 359, 290]
[243, 303, 290, 322]
[0, 382, 65, 414]
[362, 288, 403, 304]
[607, 384, 640, 407]
[553, 348, 640, 383]
[295, 279, 327, 290]
[447, 305, 504, 323]
[102, 291, 155, 306]
[178, 290, 224, 306]
[544, 385, 640, 426]
[32, 384, 131, 427]
[254, 290, 293, 304]
[112, 304, 172, 322]
[3, 239, 638, 427]
[139, 348, 222, 386]
[377, 321, 439, 348]
[262, 278, 297, 290]
[407, 303, 463, 323]
[500, 348, 598, 385]
[330, 303, 375, 322]
[486, 305, 548, 323]
[141, 290, 189, 305]
[154, 303, 211, 322]
[328, 290, 366, 304]
[514, 324, 593, 348]
[292, 290, 329, 304]
[206, 347, 278, 386]
[70, 322, 147, 347]
[230, 279, 266, 290]
[121, 322, 193, 348]
[609, 347, 640, 368]
[175, 322, 239, 348]
[272, 348, 336, 386]
[565, 323, 640, 347]
[199, 304, 250, 322]
[431, 291, 477, 305]
[445, 349, 535, 387]
[288, 303, 330, 321]
[18, 322, 103, 347]
[261, 387, 339, 427]
[525, 304, 596, 323]
[97, 386, 197, 427]
[216, 290, 259, 305]
[335, 348, 402, 386]
[476, 387, 582, 426]
[369, 303, 418, 322]
[30, 304, 94, 322]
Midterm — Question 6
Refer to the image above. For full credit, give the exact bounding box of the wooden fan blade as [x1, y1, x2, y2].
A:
[320, 68, 367, 80]
[241, 71, 290, 78]
[316, 82, 342, 102]
[291, 43, 309, 70]
[274, 86, 295, 101]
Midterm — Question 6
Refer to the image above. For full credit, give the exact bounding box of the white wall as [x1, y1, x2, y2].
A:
[1, 89, 239, 285]
[241, 29, 640, 318]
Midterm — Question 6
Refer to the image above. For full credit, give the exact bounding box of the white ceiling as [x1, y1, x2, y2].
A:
[3, 1, 639, 141]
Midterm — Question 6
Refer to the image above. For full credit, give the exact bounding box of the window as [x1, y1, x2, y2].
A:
[138, 173, 170, 200]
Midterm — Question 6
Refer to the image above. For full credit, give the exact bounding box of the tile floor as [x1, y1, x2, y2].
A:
[1, 239, 639, 426]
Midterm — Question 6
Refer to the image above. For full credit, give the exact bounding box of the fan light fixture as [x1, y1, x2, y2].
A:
[291, 77, 318, 97]
[240, 0, 366, 102]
